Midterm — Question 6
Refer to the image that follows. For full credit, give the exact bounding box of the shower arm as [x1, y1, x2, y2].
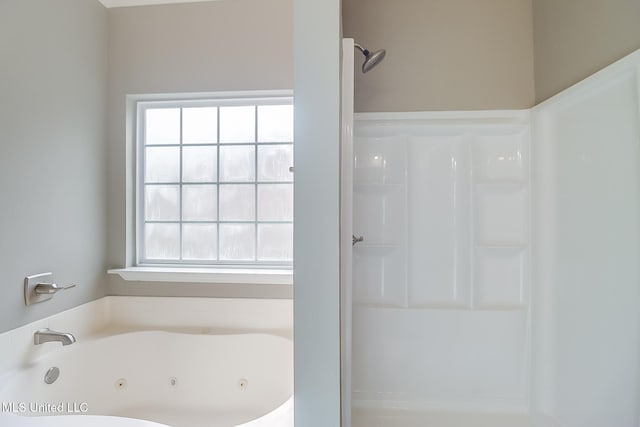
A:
[354, 43, 370, 56]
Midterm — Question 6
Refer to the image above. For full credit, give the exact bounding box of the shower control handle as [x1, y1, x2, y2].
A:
[34, 282, 76, 295]
[352, 235, 364, 246]
[24, 272, 77, 306]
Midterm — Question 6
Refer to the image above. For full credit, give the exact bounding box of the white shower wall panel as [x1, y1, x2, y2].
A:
[352, 135, 408, 307]
[532, 50, 640, 427]
[352, 307, 529, 410]
[475, 247, 528, 307]
[475, 184, 528, 246]
[473, 131, 529, 182]
[352, 112, 531, 411]
[407, 135, 472, 307]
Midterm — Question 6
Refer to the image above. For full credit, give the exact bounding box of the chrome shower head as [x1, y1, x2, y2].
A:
[354, 43, 386, 73]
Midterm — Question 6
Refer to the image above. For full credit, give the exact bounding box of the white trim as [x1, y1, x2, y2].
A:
[127, 90, 293, 103]
[351, 397, 528, 415]
[99, 0, 221, 9]
[353, 110, 531, 139]
[108, 266, 293, 284]
[354, 109, 530, 123]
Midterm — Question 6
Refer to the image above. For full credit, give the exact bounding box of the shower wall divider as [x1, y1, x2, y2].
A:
[340, 38, 355, 427]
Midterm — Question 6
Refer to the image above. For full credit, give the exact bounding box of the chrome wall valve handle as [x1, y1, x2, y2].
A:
[34, 282, 76, 295]
[24, 273, 78, 306]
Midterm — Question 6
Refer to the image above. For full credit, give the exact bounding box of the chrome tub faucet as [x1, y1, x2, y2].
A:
[34, 328, 76, 346]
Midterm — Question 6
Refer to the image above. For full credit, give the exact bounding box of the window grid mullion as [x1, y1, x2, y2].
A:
[140, 107, 147, 263]
[179, 108, 184, 261]
[141, 259, 292, 267]
[146, 220, 293, 225]
[254, 105, 259, 262]
[145, 180, 292, 186]
[216, 107, 221, 261]
[145, 141, 292, 148]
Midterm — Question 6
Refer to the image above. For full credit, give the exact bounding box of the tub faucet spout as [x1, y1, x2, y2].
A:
[34, 328, 76, 346]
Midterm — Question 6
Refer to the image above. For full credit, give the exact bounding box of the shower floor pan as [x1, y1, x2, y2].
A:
[352, 407, 533, 427]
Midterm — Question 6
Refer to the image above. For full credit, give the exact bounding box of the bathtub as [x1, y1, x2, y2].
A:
[0, 297, 293, 427]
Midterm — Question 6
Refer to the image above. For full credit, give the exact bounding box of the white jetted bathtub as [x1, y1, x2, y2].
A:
[0, 297, 293, 427]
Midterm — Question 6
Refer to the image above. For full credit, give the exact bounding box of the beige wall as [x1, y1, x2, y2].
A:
[106, 0, 293, 297]
[342, 0, 535, 112]
[533, 0, 640, 103]
[0, 0, 108, 333]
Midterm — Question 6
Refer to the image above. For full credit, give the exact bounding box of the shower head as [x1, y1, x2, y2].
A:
[354, 43, 386, 73]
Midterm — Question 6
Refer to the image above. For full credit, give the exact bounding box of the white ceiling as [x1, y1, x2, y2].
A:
[98, 0, 218, 8]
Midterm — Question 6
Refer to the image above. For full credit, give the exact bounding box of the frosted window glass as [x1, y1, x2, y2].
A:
[258, 145, 293, 182]
[146, 108, 180, 145]
[219, 224, 255, 261]
[219, 184, 255, 221]
[258, 224, 293, 261]
[145, 185, 180, 221]
[182, 107, 217, 144]
[258, 105, 293, 142]
[145, 147, 180, 182]
[140, 98, 294, 267]
[220, 106, 255, 143]
[258, 184, 293, 221]
[219, 146, 255, 182]
[145, 223, 180, 260]
[182, 224, 217, 260]
[182, 146, 217, 182]
[182, 185, 217, 221]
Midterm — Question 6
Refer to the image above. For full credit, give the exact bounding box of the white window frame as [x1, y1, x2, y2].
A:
[108, 90, 294, 284]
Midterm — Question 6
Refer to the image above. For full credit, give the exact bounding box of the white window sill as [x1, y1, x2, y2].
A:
[107, 266, 293, 285]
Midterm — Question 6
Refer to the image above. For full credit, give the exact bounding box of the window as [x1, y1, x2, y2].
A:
[136, 96, 293, 268]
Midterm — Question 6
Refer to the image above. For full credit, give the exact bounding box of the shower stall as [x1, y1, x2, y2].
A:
[341, 39, 640, 427]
